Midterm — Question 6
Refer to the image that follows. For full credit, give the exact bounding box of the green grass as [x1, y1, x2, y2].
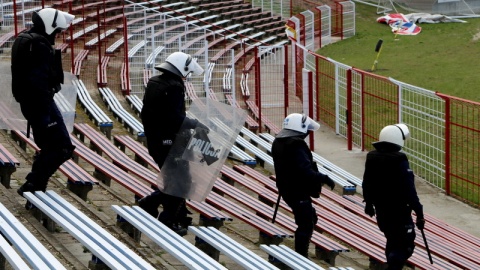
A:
[318, 4, 480, 102]
[314, 4, 480, 205]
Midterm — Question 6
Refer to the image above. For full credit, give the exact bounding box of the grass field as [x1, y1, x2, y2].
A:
[317, 3, 480, 102]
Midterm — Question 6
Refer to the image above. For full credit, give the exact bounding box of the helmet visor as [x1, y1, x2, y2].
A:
[306, 116, 320, 131]
[54, 11, 75, 33]
[61, 11, 75, 28]
[188, 59, 204, 76]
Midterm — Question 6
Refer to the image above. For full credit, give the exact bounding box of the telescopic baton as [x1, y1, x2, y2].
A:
[420, 228, 434, 264]
[271, 194, 281, 224]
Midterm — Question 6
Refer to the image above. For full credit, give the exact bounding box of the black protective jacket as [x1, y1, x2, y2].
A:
[11, 28, 63, 106]
[272, 136, 328, 201]
[140, 71, 198, 167]
[362, 142, 423, 231]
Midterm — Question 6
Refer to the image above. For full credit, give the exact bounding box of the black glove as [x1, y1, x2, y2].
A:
[364, 203, 375, 217]
[416, 216, 425, 230]
[53, 83, 61, 93]
[322, 175, 335, 191]
[196, 121, 209, 133]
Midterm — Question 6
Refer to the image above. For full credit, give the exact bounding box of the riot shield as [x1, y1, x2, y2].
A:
[53, 73, 77, 133]
[0, 62, 77, 133]
[156, 99, 247, 201]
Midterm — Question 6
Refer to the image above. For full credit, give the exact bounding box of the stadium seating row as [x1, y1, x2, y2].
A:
[0, 143, 19, 188]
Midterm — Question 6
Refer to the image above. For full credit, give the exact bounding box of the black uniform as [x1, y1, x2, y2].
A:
[272, 135, 333, 257]
[362, 142, 423, 270]
[140, 70, 199, 229]
[12, 26, 74, 196]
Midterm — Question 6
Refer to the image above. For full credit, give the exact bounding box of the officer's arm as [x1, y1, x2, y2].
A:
[293, 143, 328, 184]
[401, 159, 424, 218]
[362, 155, 374, 204]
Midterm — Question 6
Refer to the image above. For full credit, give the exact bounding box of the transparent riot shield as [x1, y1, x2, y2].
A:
[53, 73, 77, 133]
[0, 62, 77, 133]
[157, 99, 247, 201]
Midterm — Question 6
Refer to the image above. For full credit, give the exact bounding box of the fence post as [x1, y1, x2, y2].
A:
[308, 70, 314, 150]
[123, 16, 130, 96]
[97, 6, 103, 87]
[346, 69, 352, 151]
[284, 44, 289, 118]
[443, 97, 451, 195]
[360, 71, 366, 151]
[254, 46, 262, 133]
[69, 2, 75, 73]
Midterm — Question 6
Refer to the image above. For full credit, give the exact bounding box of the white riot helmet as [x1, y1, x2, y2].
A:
[155, 52, 204, 78]
[377, 123, 410, 147]
[276, 113, 320, 138]
[34, 8, 75, 35]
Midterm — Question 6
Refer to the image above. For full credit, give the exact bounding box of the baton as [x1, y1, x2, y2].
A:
[420, 228, 433, 264]
[271, 194, 281, 224]
[26, 121, 31, 138]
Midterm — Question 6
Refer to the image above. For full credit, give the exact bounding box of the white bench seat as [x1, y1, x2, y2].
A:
[112, 205, 227, 270]
[145, 46, 165, 68]
[126, 94, 144, 115]
[66, 24, 98, 42]
[0, 202, 66, 270]
[98, 87, 144, 138]
[241, 127, 272, 152]
[236, 135, 274, 167]
[190, 226, 279, 270]
[106, 34, 132, 54]
[312, 152, 362, 187]
[73, 80, 113, 137]
[85, 29, 116, 48]
[128, 40, 147, 59]
[24, 191, 155, 270]
[259, 133, 357, 194]
[210, 118, 269, 166]
[261, 244, 326, 269]
[261, 244, 356, 270]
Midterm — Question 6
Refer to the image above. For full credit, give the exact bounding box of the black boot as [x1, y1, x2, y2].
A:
[138, 196, 159, 218]
[17, 182, 38, 210]
[295, 231, 312, 258]
[138, 191, 165, 218]
[177, 201, 193, 227]
[17, 182, 36, 197]
[178, 216, 193, 228]
[158, 216, 188, 236]
[158, 211, 188, 236]
[18, 173, 48, 197]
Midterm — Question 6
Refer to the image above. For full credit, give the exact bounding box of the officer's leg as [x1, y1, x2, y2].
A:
[138, 190, 165, 218]
[289, 199, 317, 257]
[159, 194, 187, 236]
[175, 162, 193, 227]
[384, 225, 416, 270]
[18, 147, 74, 194]
[177, 200, 193, 227]
[18, 102, 75, 195]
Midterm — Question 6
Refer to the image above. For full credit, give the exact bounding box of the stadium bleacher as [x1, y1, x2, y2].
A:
[1, 1, 480, 269]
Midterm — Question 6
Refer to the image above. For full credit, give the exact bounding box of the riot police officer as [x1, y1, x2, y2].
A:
[272, 113, 335, 257]
[12, 8, 76, 198]
[362, 124, 425, 270]
[139, 52, 205, 235]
